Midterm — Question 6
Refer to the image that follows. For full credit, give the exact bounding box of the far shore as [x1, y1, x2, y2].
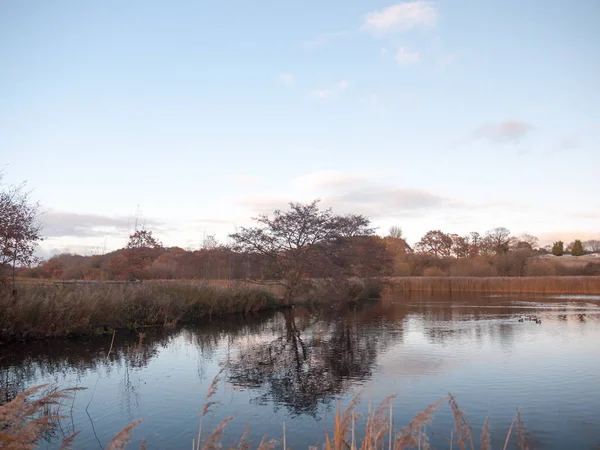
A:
[3, 275, 599, 342]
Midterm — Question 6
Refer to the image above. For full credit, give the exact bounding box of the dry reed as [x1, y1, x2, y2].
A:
[0, 376, 540, 450]
[0, 384, 85, 449]
[385, 276, 600, 295]
[0, 282, 279, 341]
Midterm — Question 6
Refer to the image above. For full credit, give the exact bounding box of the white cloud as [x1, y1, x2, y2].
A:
[362, 1, 437, 33]
[309, 80, 350, 100]
[396, 47, 420, 64]
[472, 121, 535, 144]
[309, 89, 332, 99]
[337, 80, 349, 90]
[278, 72, 295, 87]
[41, 211, 167, 238]
[238, 175, 457, 221]
[439, 54, 456, 66]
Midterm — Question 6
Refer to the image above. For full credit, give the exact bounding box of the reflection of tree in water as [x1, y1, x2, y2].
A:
[0, 313, 278, 405]
[0, 330, 173, 405]
[225, 304, 405, 417]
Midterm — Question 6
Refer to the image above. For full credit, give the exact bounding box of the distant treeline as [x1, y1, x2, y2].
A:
[18, 233, 600, 281]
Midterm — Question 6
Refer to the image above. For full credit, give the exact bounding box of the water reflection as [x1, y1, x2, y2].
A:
[1, 296, 599, 450]
[225, 304, 404, 416]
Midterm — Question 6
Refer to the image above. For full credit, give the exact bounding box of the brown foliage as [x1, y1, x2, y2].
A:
[423, 266, 447, 277]
[386, 275, 600, 295]
[448, 258, 498, 277]
[415, 230, 453, 258]
[229, 200, 377, 303]
[0, 282, 279, 341]
[0, 178, 43, 281]
[0, 384, 84, 449]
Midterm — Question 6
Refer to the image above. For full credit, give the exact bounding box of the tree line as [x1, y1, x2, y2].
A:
[2, 173, 600, 294]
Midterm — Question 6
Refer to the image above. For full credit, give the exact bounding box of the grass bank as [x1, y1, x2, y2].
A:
[384, 276, 600, 295]
[0, 377, 536, 450]
[0, 282, 279, 342]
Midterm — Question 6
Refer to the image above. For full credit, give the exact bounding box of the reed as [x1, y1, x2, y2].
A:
[0, 378, 539, 450]
[0, 282, 279, 342]
[384, 276, 600, 295]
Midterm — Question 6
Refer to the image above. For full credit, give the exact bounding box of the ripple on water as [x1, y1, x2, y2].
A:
[1, 297, 600, 450]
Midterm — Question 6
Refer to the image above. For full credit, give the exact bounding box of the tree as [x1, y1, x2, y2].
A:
[571, 239, 585, 257]
[551, 241, 564, 256]
[583, 239, 600, 253]
[451, 234, 470, 258]
[118, 227, 162, 279]
[388, 226, 403, 240]
[201, 234, 218, 250]
[0, 177, 43, 292]
[512, 233, 539, 252]
[415, 230, 453, 258]
[468, 232, 482, 257]
[483, 227, 513, 255]
[229, 199, 375, 304]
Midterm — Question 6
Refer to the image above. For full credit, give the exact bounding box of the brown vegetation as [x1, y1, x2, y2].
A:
[1, 375, 536, 450]
[384, 275, 600, 295]
[0, 282, 279, 342]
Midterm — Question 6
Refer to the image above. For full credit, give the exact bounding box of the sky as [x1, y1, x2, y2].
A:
[1, 0, 599, 257]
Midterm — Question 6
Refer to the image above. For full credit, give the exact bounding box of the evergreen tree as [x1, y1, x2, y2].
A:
[551, 241, 564, 256]
[571, 239, 585, 257]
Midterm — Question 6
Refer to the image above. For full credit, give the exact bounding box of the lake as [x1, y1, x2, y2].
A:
[2, 295, 600, 449]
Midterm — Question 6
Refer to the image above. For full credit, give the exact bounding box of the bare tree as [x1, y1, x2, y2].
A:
[583, 239, 600, 253]
[483, 227, 513, 255]
[511, 233, 539, 252]
[229, 199, 374, 304]
[388, 225, 403, 240]
[0, 177, 43, 292]
[201, 234, 218, 250]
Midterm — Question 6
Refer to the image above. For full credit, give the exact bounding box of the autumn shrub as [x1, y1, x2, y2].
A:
[61, 267, 85, 280]
[405, 254, 434, 276]
[392, 261, 411, 276]
[448, 258, 498, 277]
[554, 262, 600, 276]
[0, 282, 279, 342]
[423, 266, 447, 277]
[490, 251, 531, 277]
[302, 277, 385, 305]
[525, 259, 556, 276]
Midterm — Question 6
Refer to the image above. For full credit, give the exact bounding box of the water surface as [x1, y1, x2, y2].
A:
[2, 295, 600, 449]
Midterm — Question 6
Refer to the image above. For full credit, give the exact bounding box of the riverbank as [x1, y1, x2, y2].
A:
[0, 277, 385, 342]
[0, 282, 280, 342]
[384, 275, 600, 295]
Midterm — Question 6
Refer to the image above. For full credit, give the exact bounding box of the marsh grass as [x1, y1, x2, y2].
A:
[0, 384, 85, 449]
[0, 375, 537, 450]
[385, 276, 600, 295]
[0, 282, 279, 341]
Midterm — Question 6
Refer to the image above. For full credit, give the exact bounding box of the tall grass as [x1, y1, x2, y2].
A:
[0, 376, 536, 450]
[385, 276, 600, 295]
[0, 282, 279, 341]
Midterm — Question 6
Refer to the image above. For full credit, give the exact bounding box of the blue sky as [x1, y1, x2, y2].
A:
[1, 0, 599, 256]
